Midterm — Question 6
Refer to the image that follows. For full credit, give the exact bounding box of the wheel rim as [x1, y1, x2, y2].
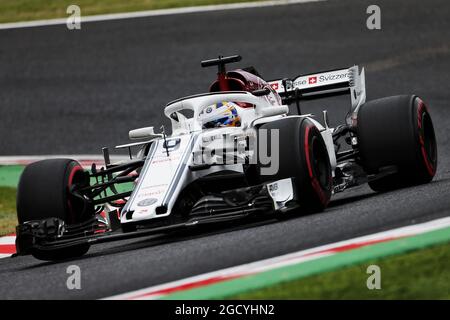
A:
[67, 165, 87, 223]
[417, 99, 437, 176]
[421, 112, 437, 165]
[310, 136, 331, 190]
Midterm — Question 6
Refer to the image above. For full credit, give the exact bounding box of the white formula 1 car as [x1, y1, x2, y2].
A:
[15, 55, 437, 261]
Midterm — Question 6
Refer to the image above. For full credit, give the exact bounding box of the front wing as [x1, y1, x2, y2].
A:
[14, 178, 297, 255]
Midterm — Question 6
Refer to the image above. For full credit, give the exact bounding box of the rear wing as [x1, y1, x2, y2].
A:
[268, 65, 366, 112]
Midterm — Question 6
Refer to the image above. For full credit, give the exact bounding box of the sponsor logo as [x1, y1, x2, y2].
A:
[137, 198, 158, 207]
[318, 72, 348, 82]
[152, 155, 181, 164]
[294, 71, 349, 88]
[308, 76, 317, 84]
[137, 190, 165, 198]
[268, 182, 278, 192]
[270, 83, 279, 91]
[141, 184, 168, 190]
[294, 78, 307, 87]
[163, 138, 181, 152]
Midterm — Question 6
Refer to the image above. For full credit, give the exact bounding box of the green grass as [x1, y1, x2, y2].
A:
[232, 242, 450, 299]
[0, 0, 264, 23]
[0, 166, 24, 188]
[0, 187, 17, 236]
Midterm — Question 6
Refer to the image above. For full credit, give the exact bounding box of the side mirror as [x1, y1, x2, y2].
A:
[258, 106, 289, 117]
[129, 127, 162, 140]
[252, 87, 271, 97]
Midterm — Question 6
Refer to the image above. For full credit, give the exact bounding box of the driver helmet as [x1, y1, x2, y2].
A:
[199, 101, 241, 129]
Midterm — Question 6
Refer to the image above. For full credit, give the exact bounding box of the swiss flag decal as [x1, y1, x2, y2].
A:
[271, 83, 279, 90]
[308, 76, 317, 84]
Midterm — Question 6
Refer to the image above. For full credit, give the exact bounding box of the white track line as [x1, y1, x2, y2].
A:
[0, 155, 130, 167]
[105, 216, 450, 300]
[0, 0, 324, 30]
[0, 236, 16, 245]
[0, 236, 16, 258]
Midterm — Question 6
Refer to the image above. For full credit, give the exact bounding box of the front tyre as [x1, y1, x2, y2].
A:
[258, 117, 332, 214]
[16, 159, 92, 261]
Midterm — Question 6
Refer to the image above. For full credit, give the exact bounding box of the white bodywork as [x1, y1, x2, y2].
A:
[120, 66, 366, 225]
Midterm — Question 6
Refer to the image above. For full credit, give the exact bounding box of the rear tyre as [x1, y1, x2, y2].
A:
[357, 95, 437, 192]
[258, 117, 332, 214]
[16, 159, 92, 261]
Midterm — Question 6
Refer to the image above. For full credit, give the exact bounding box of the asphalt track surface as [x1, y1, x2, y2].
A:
[0, 0, 450, 299]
